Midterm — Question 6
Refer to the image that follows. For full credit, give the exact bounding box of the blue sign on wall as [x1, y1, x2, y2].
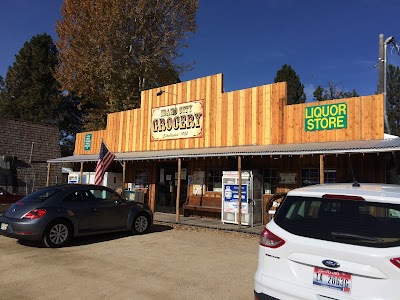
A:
[224, 184, 248, 202]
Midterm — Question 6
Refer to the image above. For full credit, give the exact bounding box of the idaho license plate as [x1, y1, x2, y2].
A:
[1, 223, 8, 231]
[313, 267, 352, 293]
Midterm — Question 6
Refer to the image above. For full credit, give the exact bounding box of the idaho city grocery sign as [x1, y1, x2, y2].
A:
[151, 100, 204, 141]
[305, 103, 347, 132]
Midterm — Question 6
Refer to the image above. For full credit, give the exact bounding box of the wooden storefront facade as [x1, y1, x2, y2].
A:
[51, 73, 396, 223]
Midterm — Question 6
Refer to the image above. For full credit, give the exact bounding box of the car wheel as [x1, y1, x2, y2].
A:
[43, 220, 72, 248]
[132, 214, 150, 235]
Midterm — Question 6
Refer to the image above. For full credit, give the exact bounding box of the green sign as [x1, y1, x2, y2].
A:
[305, 103, 347, 132]
[84, 134, 92, 151]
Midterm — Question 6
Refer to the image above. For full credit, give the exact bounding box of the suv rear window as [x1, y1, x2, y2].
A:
[274, 195, 400, 248]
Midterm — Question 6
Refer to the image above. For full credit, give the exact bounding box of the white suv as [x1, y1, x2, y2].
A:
[254, 183, 400, 300]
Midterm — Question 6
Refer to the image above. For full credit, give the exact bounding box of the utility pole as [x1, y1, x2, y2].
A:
[379, 34, 400, 134]
[378, 34, 384, 94]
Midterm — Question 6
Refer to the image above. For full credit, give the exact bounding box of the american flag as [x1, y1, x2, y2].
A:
[94, 141, 115, 185]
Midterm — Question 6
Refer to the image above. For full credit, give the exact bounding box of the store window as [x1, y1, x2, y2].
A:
[134, 169, 149, 188]
[207, 168, 222, 192]
[302, 169, 336, 186]
[263, 169, 277, 194]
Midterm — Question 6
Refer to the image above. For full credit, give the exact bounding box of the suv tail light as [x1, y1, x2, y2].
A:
[390, 258, 400, 268]
[259, 227, 285, 248]
[22, 209, 47, 219]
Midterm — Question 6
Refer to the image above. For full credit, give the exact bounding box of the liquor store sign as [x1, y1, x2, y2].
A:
[151, 100, 204, 141]
[305, 103, 347, 132]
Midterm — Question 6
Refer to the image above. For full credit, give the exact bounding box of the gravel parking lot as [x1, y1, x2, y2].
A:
[0, 224, 259, 300]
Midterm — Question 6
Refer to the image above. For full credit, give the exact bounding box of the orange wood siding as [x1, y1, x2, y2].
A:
[74, 74, 384, 155]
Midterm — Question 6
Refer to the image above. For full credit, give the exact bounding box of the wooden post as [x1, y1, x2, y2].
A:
[46, 162, 51, 187]
[79, 162, 84, 184]
[150, 162, 157, 212]
[238, 156, 242, 229]
[320, 155, 324, 184]
[176, 158, 181, 223]
[122, 161, 126, 192]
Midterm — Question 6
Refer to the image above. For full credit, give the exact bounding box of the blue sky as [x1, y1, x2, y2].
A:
[1, 0, 400, 101]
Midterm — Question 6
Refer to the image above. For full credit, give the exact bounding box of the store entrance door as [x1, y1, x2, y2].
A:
[156, 163, 187, 213]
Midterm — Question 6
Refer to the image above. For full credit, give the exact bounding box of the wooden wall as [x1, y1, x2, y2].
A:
[283, 95, 384, 144]
[74, 74, 384, 155]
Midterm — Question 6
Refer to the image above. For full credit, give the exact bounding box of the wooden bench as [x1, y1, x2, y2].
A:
[183, 192, 222, 218]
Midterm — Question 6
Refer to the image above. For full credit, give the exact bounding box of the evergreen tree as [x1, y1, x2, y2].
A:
[313, 85, 324, 101]
[0, 75, 4, 92]
[55, 0, 198, 130]
[274, 64, 306, 104]
[387, 64, 400, 136]
[0, 34, 60, 123]
[0, 34, 83, 156]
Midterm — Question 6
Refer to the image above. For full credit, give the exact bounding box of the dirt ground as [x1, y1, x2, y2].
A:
[0, 224, 259, 300]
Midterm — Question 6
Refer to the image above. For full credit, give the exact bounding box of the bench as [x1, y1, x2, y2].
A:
[183, 192, 222, 218]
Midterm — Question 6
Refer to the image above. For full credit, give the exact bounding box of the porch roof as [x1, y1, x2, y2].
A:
[48, 136, 400, 163]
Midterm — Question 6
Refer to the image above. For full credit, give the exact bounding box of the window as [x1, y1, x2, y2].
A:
[64, 191, 94, 202]
[207, 169, 222, 192]
[135, 169, 149, 188]
[275, 195, 400, 248]
[302, 169, 336, 186]
[263, 169, 277, 194]
[20, 188, 62, 203]
[90, 189, 120, 203]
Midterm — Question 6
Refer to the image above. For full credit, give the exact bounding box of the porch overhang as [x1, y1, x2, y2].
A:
[48, 137, 400, 163]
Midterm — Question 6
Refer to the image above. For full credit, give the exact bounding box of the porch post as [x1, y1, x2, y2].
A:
[46, 162, 51, 187]
[176, 158, 181, 223]
[79, 162, 84, 184]
[320, 154, 324, 184]
[238, 156, 242, 229]
[122, 161, 126, 192]
[150, 162, 157, 212]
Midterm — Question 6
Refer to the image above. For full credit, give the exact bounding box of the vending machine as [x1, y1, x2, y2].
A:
[221, 170, 263, 226]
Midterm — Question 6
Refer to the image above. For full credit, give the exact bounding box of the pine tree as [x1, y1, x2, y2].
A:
[387, 64, 400, 136]
[274, 64, 306, 104]
[313, 85, 324, 101]
[0, 34, 83, 156]
[0, 34, 60, 123]
[55, 0, 198, 130]
[0, 75, 4, 92]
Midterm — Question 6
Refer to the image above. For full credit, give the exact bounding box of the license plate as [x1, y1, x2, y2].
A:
[313, 267, 352, 293]
[1, 223, 8, 231]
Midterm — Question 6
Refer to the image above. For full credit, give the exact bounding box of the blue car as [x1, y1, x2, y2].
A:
[0, 184, 153, 248]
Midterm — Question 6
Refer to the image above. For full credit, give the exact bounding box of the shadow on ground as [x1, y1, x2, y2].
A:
[17, 224, 174, 248]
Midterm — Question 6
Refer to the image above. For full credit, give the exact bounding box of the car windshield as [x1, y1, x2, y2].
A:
[274, 195, 400, 248]
[20, 188, 63, 203]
